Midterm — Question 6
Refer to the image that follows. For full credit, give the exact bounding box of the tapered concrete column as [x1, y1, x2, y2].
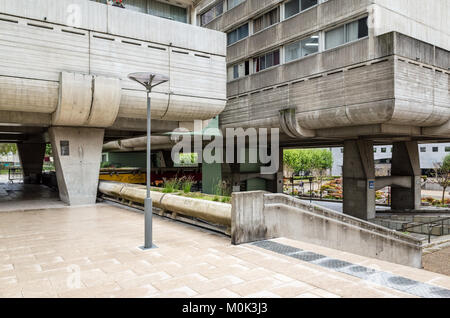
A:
[49, 127, 104, 205]
[271, 147, 284, 193]
[17, 143, 46, 184]
[343, 140, 376, 220]
[391, 141, 421, 211]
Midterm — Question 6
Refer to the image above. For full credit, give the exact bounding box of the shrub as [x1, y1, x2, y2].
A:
[163, 178, 181, 193]
[181, 176, 195, 194]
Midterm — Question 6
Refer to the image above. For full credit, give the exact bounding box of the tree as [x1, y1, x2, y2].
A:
[434, 154, 450, 204]
[0, 143, 17, 156]
[283, 149, 333, 176]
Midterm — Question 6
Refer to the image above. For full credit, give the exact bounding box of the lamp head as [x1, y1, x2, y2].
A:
[128, 72, 169, 91]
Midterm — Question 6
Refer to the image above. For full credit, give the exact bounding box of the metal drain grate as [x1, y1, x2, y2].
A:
[315, 258, 353, 269]
[290, 251, 327, 262]
[253, 240, 302, 255]
[251, 240, 450, 298]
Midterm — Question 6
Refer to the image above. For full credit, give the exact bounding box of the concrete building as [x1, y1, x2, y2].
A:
[196, 0, 450, 220]
[0, 0, 227, 205]
[331, 143, 450, 177]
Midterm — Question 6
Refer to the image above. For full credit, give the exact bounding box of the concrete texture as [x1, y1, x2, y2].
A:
[231, 191, 422, 268]
[17, 143, 45, 185]
[343, 140, 376, 220]
[391, 141, 422, 211]
[2, 203, 450, 298]
[98, 181, 231, 228]
[0, 183, 66, 213]
[0, 0, 227, 128]
[50, 127, 104, 205]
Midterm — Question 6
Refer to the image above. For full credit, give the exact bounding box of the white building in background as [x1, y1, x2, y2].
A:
[331, 143, 450, 176]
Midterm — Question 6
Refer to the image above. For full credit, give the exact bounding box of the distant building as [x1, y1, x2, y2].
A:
[331, 143, 450, 176]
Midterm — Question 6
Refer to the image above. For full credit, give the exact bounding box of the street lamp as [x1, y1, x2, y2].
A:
[128, 72, 169, 250]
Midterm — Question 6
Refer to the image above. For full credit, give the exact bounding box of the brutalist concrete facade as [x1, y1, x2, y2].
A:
[196, 0, 450, 219]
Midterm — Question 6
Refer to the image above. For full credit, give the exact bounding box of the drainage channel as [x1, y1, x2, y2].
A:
[252, 240, 450, 298]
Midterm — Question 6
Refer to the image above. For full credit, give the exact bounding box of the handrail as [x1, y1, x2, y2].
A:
[401, 217, 450, 243]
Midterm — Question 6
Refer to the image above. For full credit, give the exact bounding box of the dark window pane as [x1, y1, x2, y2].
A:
[301, 0, 317, 11]
[285, 0, 300, 18]
[245, 61, 250, 75]
[358, 17, 368, 38]
[274, 50, 280, 65]
[433, 147, 439, 152]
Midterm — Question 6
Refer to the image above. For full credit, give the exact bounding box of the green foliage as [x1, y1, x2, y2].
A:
[45, 143, 52, 156]
[178, 153, 198, 166]
[283, 149, 333, 175]
[181, 176, 195, 194]
[162, 178, 181, 193]
[101, 161, 112, 168]
[0, 143, 17, 156]
[443, 154, 450, 171]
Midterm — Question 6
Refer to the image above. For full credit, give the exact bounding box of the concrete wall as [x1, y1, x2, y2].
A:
[373, 0, 450, 52]
[231, 191, 423, 268]
[0, 0, 227, 127]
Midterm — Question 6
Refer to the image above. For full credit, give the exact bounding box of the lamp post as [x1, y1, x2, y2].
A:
[128, 72, 169, 250]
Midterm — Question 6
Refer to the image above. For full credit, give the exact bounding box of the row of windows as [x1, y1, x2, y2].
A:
[200, 0, 245, 26]
[227, 16, 367, 81]
[225, 0, 330, 46]
[421, 147, 450, 153]
[91, 0, 188, 23]
[340, 147, 450, 154]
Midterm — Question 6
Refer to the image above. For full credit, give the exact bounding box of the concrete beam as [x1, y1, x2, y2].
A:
[375, 176, 412, 191]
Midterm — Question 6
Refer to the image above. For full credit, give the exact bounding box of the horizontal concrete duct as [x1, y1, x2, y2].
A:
[98, 181, 231, 228]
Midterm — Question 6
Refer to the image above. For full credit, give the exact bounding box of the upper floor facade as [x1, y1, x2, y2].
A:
[195, 0, 450, 144]
[0, 0, 227, 131]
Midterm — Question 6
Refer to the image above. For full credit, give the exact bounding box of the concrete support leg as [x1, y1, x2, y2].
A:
[49, 127, 105, 205]
[391, 141, 421, 211]
[343, 140, 376, 220]
[271, 147, 284, 193]
[17, 143, 46, 184]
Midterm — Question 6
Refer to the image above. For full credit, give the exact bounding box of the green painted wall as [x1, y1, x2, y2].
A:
[107, 152, 146, 168]
[246, 178, 267, 191]
[202, 116, 222, 195]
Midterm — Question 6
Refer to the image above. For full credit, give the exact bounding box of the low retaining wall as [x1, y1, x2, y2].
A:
[98, 181, 231, 229]
[232, 191, 423, 268]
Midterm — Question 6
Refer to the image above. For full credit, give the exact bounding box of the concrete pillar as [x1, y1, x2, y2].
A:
[49, 127, 104, 205]
[391, 141, 421, 211]
[17, 143, 46, 184]
[343, 140, 376, 220]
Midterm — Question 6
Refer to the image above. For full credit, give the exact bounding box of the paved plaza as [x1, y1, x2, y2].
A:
[1, 203, 450, 298]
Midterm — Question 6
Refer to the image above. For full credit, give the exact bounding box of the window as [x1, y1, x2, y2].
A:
[201, 1, 224, 25]
[325, 17, 368, 50]
[253, 49, 280, 73]
[285, 34, 319, 62]
[433, 147, 439, 153]
[420, 147, 426, 153]
[285, 0, 318, 19]
[374, 148, 377, 153]
[227, 23, 249, 45]
[253, 7, 279, 33]
[228, 60, 250, 80]
[227, 0, 245, 10]
[381, 148, 387, 153]
[446, 147, 450, 152]
[148, 0, 187, 23]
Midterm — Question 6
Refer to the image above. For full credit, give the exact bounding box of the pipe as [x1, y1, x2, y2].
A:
[98, 181, 231, 227]
[102, 136, 174, 152]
